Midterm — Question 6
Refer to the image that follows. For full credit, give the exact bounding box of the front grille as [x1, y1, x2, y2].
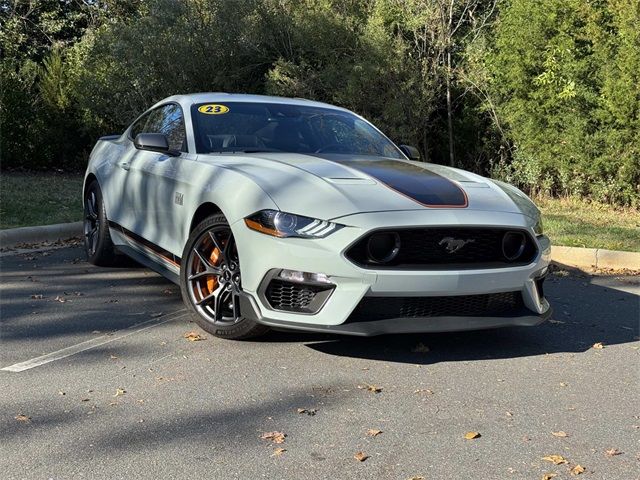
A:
[265, 279, 333, 313]
[346, 291, 524, 323]
[345, 227, 537, 269]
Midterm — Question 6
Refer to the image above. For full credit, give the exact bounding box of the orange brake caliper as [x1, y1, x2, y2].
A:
[206, 248, 221, 293]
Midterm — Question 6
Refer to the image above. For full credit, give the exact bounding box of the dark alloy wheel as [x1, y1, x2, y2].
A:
[180, 214, 269, 339]
[83, 181, 117, 266]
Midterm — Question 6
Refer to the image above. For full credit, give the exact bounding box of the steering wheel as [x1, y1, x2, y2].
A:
[315, 144, 351, 154]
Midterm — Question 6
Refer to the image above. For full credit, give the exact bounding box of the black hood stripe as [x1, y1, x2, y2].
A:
[314, 155, 468, 208]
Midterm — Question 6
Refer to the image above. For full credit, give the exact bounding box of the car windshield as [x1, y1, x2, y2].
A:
[190, 102, 403, 159]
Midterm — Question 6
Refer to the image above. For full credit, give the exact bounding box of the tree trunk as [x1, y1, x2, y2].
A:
[446, 48, 455, 167]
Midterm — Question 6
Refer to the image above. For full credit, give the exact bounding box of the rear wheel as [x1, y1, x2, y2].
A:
[180, 214, 269, 340]
[84, 181, 117, 266]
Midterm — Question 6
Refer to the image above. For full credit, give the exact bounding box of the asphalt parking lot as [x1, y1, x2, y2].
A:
[1, 244, 638, 480]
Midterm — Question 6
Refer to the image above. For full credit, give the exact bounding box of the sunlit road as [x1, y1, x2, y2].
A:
[1, 245, 638, 479]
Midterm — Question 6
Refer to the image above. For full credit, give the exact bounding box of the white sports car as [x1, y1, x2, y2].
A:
[83, 93, 551, 339]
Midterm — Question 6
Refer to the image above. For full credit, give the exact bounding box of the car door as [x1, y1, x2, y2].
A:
[128, 103, 193, 256]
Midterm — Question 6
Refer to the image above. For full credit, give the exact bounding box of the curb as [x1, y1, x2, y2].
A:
[551, 245, 640, 271]
[0, 222, 82, 248]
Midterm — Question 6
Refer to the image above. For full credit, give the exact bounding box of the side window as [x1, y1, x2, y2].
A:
[158, 104, 187, 152]
[130, 112, 151, 139]
[129, 104, 187, 152]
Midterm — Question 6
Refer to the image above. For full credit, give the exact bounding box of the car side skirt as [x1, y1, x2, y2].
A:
[108, 221, 181, 284]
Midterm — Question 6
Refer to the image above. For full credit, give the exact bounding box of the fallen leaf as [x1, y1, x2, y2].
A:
[592, 342, 604, 349]
[605, 448, 622, 456]
[358, 384, 382, 393]
[542, 455, 568, 465]
[570, 465, 585, 475]
[552, 431, 569, 438]
[109, 354, 118, 360]
[261, 431, 286, 444]
[113, 388, 126, 397]
[54, 296, 66, 303]
[354, 451, 369, 462]
[559, 382, 568, 387]
[296, 408, 317, 416]
[184, 331, 205, 341]
[366, 429, 383, 437]
[542, 474, 557, 480]
[414, 389, 433, 395]
[15, 414, 31, 422]
[506, 411, 514, 417]
[407, 477, 425, 480]
[411, 343, 430, 353]
[58, 391, 65, 396]
[464, 431, 481, 440]
[272, 447, 286, 457]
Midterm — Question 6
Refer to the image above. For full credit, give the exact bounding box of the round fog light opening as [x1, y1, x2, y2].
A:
[502, 231, 526, 261]
[367, 232, 401, 264]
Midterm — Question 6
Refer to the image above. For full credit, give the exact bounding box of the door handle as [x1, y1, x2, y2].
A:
[120, 162, 130, 171]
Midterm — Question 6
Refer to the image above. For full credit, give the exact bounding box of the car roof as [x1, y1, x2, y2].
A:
[155, 93, 349, 112]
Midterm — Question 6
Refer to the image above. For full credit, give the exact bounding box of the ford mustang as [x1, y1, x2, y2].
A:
[83, 93, 551, 339]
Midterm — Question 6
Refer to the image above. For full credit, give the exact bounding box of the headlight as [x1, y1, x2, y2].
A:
[533, 216, 543, 236]
[244, 210, 343, 238]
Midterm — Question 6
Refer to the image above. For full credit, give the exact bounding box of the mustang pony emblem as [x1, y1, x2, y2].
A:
[438, 237, 475, 253]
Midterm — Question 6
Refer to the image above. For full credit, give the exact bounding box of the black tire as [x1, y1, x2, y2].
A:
[180, 213, 270, 340]
[84, 180, 117, 266]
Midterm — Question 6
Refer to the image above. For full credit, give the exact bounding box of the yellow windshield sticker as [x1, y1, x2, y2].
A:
[198, 104, 229, 115]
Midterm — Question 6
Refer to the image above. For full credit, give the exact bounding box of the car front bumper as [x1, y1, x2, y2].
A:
[231, 209, 552, 336]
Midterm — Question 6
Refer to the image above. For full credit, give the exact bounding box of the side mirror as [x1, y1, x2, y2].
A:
[134, 133, 180, 156]
[399, 145, 421, 161]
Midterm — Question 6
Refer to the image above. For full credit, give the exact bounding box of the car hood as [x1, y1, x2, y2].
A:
[198, 152, 539, 221]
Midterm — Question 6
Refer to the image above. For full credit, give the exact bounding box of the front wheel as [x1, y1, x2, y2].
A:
[180, 214, 269, 340]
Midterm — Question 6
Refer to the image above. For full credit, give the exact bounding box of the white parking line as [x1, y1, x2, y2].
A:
[1, 310, 187, 373]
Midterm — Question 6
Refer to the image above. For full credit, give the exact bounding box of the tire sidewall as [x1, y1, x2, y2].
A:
[84, 181, 116, 266]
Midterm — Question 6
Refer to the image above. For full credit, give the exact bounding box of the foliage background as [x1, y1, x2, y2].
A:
[1, 0, 638, 207]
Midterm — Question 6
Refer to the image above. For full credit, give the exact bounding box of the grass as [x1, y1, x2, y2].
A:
[0, 172, 83, 229]
[1, 172, 638, 252]
[536, 195, 640, 252]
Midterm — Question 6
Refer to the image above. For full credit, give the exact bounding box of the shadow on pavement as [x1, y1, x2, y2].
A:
[278, 270, 639, 365]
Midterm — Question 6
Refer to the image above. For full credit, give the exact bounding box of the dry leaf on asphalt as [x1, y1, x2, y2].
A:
[542, 455, 568, 465]
[414, 388, 433, 395]
[605, 448, 622, 456]
[551, 431, 569, 437]
[570, 465, 586, 475]
[542, 474, 557, 480]
[15, 414, 31, 422]
[184, 331, 205, 341]
[296, 408, 317, 416]
[464, 431, 481, 440]
[366, 429, 383, 437]
[272, 447, 286, 457]
[354, 451, 369, 462]
[261, 431, 286, 444]
[358, 384, 382, 393]
[113, 388, 126, 397]
[411, 343, 430, 353]
[592, 342, 604, 349]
